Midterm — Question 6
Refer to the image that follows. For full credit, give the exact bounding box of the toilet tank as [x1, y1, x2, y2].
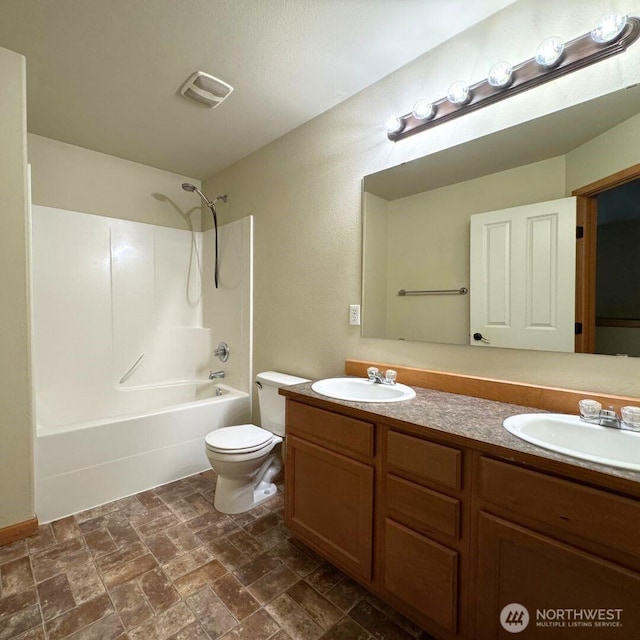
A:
[257, 371, 310, 437]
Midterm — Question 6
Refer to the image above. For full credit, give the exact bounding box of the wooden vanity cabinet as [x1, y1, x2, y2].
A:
[284, 400, 375, 582]
[474, 456, 640, 638]
[379, 426, 469, 639]
[284, 394, 640, 640]
[284, 396, 470, 638]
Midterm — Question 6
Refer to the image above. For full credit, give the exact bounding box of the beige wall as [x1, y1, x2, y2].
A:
[361, 192, 388, 338]
[204, 0, 640, 401]
[0, 47, 33, 528]
[28, 134, 203, 230]
[565, 111, 640, 193]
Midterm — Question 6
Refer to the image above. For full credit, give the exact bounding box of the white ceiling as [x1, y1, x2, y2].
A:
[1, 0, 515, 180]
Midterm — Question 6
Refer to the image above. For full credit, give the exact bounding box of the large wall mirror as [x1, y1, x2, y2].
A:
[362, 86, 640, 356]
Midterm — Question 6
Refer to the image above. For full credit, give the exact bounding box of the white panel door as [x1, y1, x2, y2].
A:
[470, 197, 576, 352]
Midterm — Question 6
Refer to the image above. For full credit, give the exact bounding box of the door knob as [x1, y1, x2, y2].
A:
[473, 332, 491, 344]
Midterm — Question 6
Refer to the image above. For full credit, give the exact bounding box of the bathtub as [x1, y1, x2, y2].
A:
[35, 382, 251, 523]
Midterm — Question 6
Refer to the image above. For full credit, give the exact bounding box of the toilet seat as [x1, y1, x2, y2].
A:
[205, 424, 275, 455]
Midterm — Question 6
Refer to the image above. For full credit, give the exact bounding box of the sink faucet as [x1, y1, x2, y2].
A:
[580, 404, 621, 429]
[367, 367, 397, 385]
[599, 407, 621, 429]
[209, 370, 225, 380]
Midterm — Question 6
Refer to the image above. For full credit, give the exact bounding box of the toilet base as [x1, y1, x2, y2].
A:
[213, 475, 279, 514]
[212, 452, 282, 514]
[254, 478, 278, 503]
[252, 480, 278, 509]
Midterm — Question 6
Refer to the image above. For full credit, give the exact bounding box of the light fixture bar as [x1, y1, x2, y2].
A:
[388, 17, 640, 142]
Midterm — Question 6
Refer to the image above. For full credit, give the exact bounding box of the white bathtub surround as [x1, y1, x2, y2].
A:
[31, 205, 253, 521]
[36, 384, 250, 523]
[203, 216, 253, 393]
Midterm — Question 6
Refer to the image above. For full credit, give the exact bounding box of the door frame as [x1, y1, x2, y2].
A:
[573, 162, 640, 353]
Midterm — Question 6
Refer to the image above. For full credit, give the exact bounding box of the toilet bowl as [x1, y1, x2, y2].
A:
[205, 371, 309, 514]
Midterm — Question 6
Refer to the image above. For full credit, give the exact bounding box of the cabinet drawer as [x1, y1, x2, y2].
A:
[383, 518, 458, 633]
[386, 474, 460, 539]
[480, 457, 640, 557]
[287, 401, 374, 458]
[387, 430, 462, 490]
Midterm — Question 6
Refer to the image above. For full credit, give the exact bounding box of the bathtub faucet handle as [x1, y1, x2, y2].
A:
[214, 342, 230, 362]
[209, 370, 225, 379]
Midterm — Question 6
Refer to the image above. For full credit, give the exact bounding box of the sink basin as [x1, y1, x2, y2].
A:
[504, 413, 640, 471]
[311, 378, 416, 403]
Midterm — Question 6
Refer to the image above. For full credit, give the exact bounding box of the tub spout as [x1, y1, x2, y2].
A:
[209, 370, 225, 379]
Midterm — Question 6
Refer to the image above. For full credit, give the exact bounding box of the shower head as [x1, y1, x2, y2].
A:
[182, 182, 212, 207]
[182, 183, 228, 207]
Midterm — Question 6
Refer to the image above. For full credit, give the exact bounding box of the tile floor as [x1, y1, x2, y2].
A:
[0, 471, 436, 640]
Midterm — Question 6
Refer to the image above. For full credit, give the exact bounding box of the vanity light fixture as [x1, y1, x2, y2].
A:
[412, 98, 436, 120]
[535, 36, 565, 67]
[447, 81, 471, 105]
[385, 115, 405, 135]
[591, 11, 628, 43]
[387, 11, 639, 141]
[487, 61, 513, 88]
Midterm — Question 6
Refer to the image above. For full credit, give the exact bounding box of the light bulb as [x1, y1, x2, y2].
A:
[385, 116, 405, 134]
[447, 81, 470, 105]
[535, 36, 564, 68]
[591, 12, 628, 44]
[487, 61, 513, 88]
[412, 99, 435, 120]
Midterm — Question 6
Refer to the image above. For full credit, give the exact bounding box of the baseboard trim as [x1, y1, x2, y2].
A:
[345, 359, 640, 414]
[0, 516, 38, 547]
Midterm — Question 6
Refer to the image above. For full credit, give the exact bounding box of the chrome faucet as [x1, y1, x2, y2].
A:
[367, 367, 397, 385]
[579, 399, 640, 431]
[599, 407, 622, 429]
[209, 370, 225, 380]
[580, 405, 621, 429]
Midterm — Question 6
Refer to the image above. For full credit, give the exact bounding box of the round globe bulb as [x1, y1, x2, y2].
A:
[447, 81, 470, 106]
[487, 61, 513, 88]
[535, 36, 564, 68]
[412, 99, 435, 120]
[591, 12, 628, 44]
[385, 116, 405, 135]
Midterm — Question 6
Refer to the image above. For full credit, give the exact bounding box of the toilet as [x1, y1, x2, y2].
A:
[205, 371, 309, 514]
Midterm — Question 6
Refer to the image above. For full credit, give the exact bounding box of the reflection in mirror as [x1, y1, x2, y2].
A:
[362, 86, 640, 356]
[595, 180, 640, 356]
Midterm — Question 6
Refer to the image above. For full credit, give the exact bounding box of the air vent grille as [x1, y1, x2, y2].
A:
[180, 71, 233, 108]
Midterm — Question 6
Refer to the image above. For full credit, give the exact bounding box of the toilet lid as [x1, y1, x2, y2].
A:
[205, 424, 274, 454]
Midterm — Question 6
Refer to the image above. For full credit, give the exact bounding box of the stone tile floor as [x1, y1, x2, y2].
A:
[0, 471, 436, 640]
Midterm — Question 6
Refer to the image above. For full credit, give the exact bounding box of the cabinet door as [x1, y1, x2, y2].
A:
[285, 435, 374, 581]
[382, 518, 458, 634]
[476, 512, 640, 638]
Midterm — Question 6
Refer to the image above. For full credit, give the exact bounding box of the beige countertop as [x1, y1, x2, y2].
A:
[282, 381, 640, 488]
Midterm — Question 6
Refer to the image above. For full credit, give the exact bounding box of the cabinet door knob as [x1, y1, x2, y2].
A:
[473, 332, 491, 344]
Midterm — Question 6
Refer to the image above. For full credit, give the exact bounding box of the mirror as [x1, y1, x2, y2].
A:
[362, 86, 640, 355]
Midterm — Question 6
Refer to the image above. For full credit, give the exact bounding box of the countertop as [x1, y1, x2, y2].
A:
[282, 381, 640, 488]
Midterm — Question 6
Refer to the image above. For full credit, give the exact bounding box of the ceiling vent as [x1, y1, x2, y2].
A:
[180, 71, 233, 108]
